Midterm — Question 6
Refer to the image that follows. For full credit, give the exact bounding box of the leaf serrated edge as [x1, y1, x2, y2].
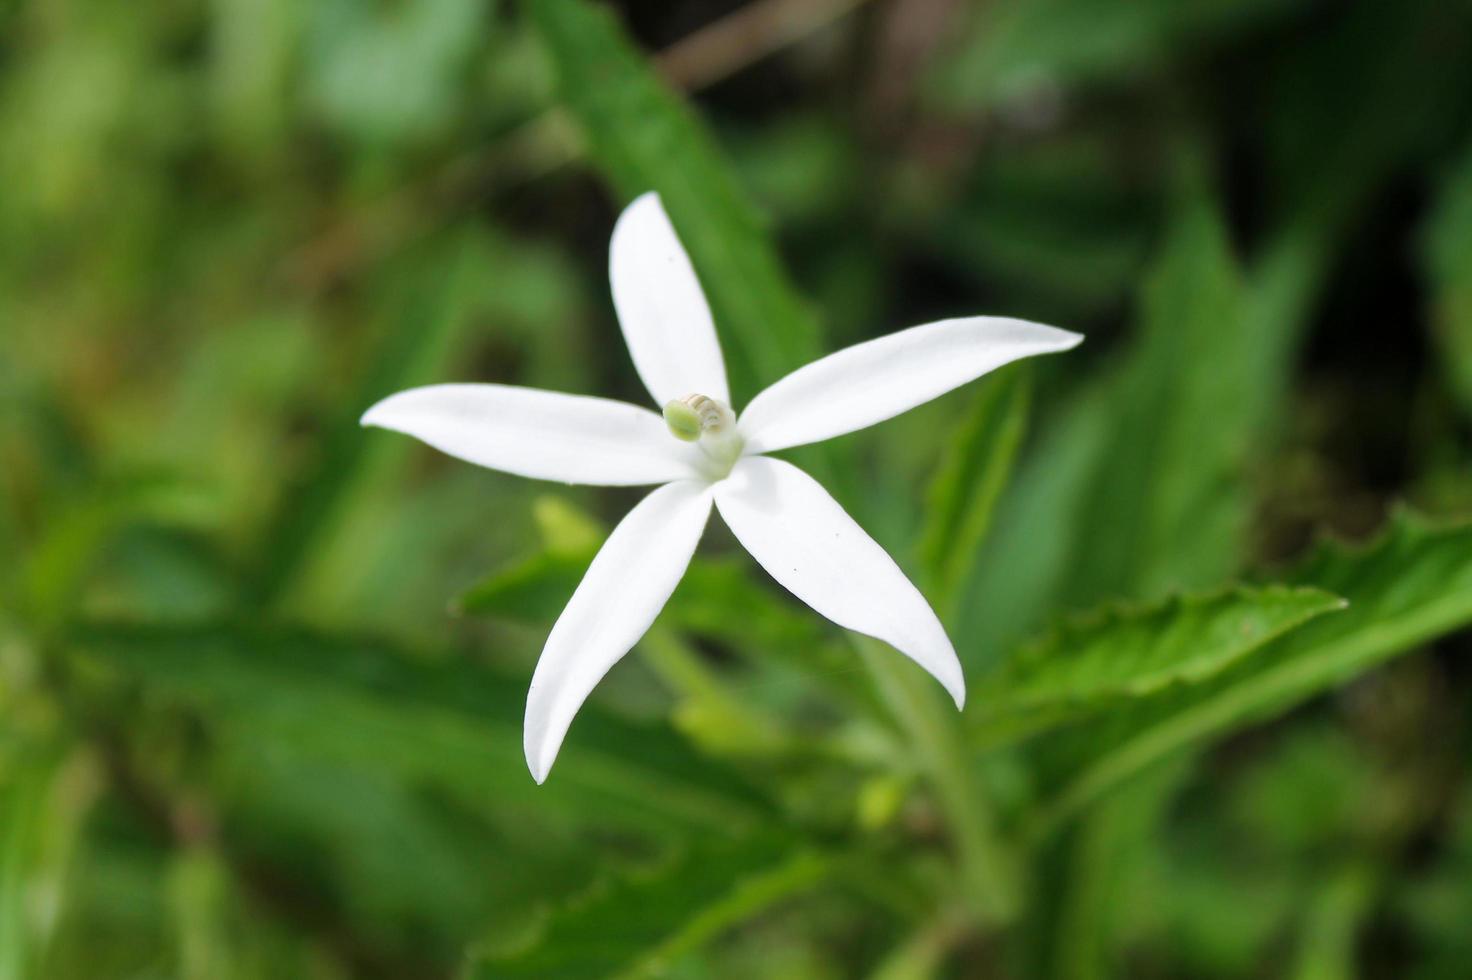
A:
[985, 584, 1347, 710]
[1030, 508, 1472, 837]
[470, 835, 829, 977]
[1272, 504, 1462, 582]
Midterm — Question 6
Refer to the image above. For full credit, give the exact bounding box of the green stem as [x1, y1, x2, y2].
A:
[856, 638, 1022, 926]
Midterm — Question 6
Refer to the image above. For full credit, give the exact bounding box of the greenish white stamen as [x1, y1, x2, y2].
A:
[664, 393, 742, 477]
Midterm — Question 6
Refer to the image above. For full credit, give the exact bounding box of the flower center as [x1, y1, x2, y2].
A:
[663, 393, 743, 479]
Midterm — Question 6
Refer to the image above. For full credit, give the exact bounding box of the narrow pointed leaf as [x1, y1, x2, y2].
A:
[918, 366, 1032, 612]
[527, 0, 821, 405]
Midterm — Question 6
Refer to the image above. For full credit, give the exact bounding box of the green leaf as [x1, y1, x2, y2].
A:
[469, 834, 830, 979]
[929, 0, 1305, 111]
[1288, 864, 1379, 980]
[972, 585, 1346, 746]
[248, 237, 482, 608]
[21, 473, 200, 628]
[0, 766, 45, 980]
[0, 745, 92, 980]
[526, 0, 822, 405]
[69, 621, 769, 836]
[959, 180, 1267, 659]
[1031, 511, 1472, 835]
[454, 551, 587, 622]
[918, 366, 1032, 615]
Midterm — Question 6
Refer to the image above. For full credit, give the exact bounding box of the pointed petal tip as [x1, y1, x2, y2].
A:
[525, 741, 551, 785]
[935, 654, 966, 710]
[359, 396, 395, 429]
[615, 190, 664, 231]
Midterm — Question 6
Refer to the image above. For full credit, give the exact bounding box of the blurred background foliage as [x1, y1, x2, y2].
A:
[3, 0, 1472, 977]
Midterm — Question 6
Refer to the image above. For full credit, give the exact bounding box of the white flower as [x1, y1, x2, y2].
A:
[363, 192, 1082, 782]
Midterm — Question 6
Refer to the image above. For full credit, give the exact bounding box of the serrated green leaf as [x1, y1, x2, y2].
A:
[469, 834, 830, 979]
[527, 0, 821, 406]
[1032, 512, 1472, 834]
[972, 585, 1345, 745]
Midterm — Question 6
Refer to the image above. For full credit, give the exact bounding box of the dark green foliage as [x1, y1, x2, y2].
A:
[3, 0, 1471, 976]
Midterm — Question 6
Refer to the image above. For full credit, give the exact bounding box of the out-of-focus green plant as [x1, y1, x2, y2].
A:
[3, 0, 1471, 977]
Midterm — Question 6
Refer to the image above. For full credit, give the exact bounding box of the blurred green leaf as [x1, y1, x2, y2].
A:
[0, 766, 45, 980]
[469, 833, 829, 979]
[929, 0, 1304, 110]
[960, 179, 1267, 660]
[527, 0, 823, 405]
[455, 551, 586, 623]
[973, 585, 1345, 747]
[924, 135, 1151, 323]
[1424, 140, 1472, 415]
[22, 473, 202, 628]
[70, 622, 770, 836]
[305, 0, 484, 146]
[1399, 789, 1472, 980]
[1033, 511, 1472, 834]
[919, 366, 1032, 615]
[249, 237, 482, 607]
[1289, 864, 1378, 980]
[0, 747, 95, 980]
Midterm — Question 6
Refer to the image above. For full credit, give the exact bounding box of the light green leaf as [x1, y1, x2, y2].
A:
[527, 0, 822, 405]
[469, 834, 830, 979]
[972, 585, 1346, 746]
[1032, 511, 1472, 835]
[0, 767, 45, 980]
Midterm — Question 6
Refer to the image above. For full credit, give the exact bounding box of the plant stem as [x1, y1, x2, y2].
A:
[856, 638, 1022, 926]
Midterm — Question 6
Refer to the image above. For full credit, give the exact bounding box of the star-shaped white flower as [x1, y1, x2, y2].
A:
[363, 192, 1082, 782]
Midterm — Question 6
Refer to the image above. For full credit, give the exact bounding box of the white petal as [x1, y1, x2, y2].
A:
[610, 192, 730, 406]
[738, 317, 1082, 453]
[714, 456, 965, 708]
[524, 480, 714, 782]
[362, 383, 699, 486]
